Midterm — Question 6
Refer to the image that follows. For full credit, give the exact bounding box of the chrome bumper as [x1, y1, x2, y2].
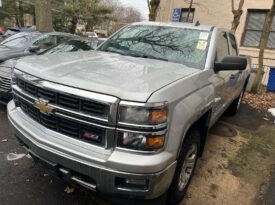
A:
[8, 101, 176, 199]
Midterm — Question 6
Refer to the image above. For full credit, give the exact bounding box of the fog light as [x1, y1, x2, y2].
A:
[115, 177, 149, 191]
[125, 179, 147, 186]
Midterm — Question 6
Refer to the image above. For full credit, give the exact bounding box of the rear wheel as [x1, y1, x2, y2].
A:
[167, 130, 201, 205]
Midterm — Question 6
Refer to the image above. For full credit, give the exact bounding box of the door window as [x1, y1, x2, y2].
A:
[215, 32, 230, 62]
[33, 35, 57, 49]
[228, 33, 238, 56]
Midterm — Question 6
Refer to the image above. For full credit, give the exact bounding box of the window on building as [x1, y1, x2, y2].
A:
[180, 8, 195, 23]
[242, 9, 275, 49]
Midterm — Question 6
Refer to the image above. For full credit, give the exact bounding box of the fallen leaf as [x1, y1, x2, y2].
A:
[64, 186, 75, 194]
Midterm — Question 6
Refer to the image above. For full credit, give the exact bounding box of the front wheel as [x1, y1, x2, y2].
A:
[167, 130, 201, 205]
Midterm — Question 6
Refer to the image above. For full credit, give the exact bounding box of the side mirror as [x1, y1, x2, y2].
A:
[29, 45, 40, 53]
[214, 56, 247, 72]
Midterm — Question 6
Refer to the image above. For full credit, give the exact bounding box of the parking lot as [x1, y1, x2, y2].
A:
[1, 101, 274, 205]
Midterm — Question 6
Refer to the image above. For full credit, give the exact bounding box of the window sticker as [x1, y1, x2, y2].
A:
[199, 32, 209, 40]
[197, 40, 207, 50]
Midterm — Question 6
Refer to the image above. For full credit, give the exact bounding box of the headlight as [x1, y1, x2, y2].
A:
[117, 131, 166, 151]
[119, 102, 168, 125]
[117, 101, 168, 152]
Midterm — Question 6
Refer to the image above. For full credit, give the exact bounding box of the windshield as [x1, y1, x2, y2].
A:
[1, 33, 40, 48]
[98, 25, 211, 69]
[42, 40, 97, 54]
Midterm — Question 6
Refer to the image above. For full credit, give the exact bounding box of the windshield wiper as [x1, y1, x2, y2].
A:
[139, 54, 168, 62]
[128, 51, 168, 62]
[103, 47, 128, 56]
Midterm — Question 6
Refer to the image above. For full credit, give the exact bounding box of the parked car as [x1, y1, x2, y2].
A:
[0, 31, 76, 63]
[3, 26, 36, 38]
[0, 37, 95, 104]
[84, 31, 98, 41]
[41, 38, 98, 54]
[8, 22, 250, 204]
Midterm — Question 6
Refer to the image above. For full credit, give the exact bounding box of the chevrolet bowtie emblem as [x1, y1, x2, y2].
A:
[34, 99, 54, 114]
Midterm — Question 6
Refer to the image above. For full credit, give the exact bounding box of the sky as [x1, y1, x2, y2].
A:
[120, 0, 149, 20]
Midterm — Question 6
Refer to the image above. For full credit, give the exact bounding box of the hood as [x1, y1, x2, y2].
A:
[15, 51, 200, 102]
[0, 46, 27, 62]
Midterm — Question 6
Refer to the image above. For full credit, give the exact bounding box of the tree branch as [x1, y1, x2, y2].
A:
[238, 0, 244, 10]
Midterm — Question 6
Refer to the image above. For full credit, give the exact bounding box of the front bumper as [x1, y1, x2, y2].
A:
[8, 101, 176, 199]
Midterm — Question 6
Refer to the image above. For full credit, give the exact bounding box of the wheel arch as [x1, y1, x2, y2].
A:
[177, 109, 212, 158]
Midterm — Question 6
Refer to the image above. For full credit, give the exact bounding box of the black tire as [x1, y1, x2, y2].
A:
[167, 130, 201, 205]
[227, 89, 245, 116]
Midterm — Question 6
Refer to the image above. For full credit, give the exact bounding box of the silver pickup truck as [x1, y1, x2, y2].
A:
[8, 22, 250, 204]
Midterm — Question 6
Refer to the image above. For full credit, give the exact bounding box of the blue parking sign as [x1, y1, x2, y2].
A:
[172, 8, 181, 22]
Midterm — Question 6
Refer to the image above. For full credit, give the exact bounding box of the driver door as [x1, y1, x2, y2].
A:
[209, 31, 233, 124]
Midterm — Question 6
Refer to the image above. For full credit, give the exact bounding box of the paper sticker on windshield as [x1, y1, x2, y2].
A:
[199, 32, 209, 40]
[197, 40, 207, 50]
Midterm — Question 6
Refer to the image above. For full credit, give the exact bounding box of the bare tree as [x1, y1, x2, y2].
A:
[231, 0, 244, 32]
[147, 0, 160, 21]
[35, 0, 53, 32]
[251, 0, 275, 93]
[109, 6, 142, 34]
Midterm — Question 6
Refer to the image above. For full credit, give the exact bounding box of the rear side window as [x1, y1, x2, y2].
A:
[215, 32, 230, 62]
[228, 33, 238, 56]
[33, 35, 57, 49]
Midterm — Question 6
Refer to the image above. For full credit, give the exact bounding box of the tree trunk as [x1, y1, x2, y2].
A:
[251, 0, 275, 93]
[69, 16, 78, 34]
[35, 0, 53, 32]
[186, 0, 193, 22]
[19, 1, 24, 27]
[231, 0, 244, 33]
[147, 0, 160, 21]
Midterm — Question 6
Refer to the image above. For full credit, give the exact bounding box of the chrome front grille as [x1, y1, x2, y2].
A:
[15, 95, 106, 145]
[17, 78, 108, 117]
[0, 74, 11, 92]
[12, 69, 119, 148]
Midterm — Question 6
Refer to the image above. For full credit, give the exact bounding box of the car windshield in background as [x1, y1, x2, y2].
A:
[98, 25, 211, 69]
[1, 33, 40, 48]
[42, 39, 97, 54]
